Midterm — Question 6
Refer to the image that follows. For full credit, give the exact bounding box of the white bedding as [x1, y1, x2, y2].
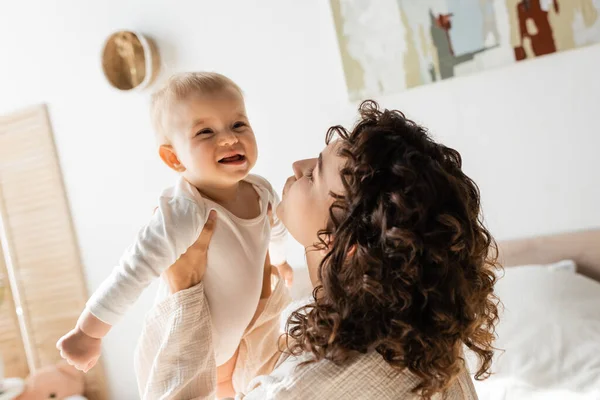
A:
[474, 377, 600, 400]
[472, 261, 600, 399]
[285, 262, 600, 399]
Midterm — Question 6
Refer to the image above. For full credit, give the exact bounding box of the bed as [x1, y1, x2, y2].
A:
[476, 229, 600, 399]
[286, 229, 600, 400]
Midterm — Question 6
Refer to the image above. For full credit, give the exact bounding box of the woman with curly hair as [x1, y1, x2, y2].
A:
[135, 100, 500, 399]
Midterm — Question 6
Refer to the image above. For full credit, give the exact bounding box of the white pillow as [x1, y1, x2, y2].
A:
[473, 260, 600, 397]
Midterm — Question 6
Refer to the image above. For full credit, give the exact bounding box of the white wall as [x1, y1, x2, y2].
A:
[1, 1, 599, 397]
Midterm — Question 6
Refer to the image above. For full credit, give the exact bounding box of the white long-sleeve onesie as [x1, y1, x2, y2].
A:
[86, 174, 287, 365]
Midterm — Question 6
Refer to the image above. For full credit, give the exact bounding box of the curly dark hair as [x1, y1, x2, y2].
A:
[286, 100, 500, 398]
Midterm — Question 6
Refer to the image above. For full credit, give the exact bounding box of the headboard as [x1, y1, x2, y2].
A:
[498, 229, 600, 283]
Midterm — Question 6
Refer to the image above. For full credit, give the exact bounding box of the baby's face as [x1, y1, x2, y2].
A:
[166, 87, 258, 188]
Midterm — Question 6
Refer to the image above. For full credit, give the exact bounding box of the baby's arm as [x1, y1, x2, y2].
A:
[57, 196, 203, 372]
[86, 197, 203, 325]
[265, 184, 293, 286]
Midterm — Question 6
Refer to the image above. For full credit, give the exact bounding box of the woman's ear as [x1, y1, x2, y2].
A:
[159, 145, 186, 172]
[318, 234, 356, 258]
[347, 245, 356, 258]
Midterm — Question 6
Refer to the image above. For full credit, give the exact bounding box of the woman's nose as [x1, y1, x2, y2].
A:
[292, 158, 317, 179]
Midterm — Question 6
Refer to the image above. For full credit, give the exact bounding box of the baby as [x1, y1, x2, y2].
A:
[56, 72, 294, 394]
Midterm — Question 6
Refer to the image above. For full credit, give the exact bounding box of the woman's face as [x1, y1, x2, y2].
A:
[277, 141, 345, 249]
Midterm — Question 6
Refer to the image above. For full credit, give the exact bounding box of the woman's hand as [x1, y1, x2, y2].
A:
[163, 210, 217, 294]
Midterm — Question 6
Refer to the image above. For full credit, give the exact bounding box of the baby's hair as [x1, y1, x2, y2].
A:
[150, 71, 243, 144]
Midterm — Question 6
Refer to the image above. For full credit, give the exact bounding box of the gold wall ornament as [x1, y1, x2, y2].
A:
[101, 31, 160, 91]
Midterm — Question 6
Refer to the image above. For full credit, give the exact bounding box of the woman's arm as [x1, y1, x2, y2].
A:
[136, 283, 216, 399]
[135, 211, 218, 400]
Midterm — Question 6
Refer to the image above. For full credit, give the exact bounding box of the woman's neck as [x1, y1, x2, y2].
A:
[305, 248, 324, 288]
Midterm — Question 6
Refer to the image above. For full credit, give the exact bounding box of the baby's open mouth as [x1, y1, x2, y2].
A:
[218, 154, 246, 164]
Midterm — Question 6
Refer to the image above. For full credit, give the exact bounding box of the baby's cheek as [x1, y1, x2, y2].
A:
[193, 148, 216, 169]
[243, 137, 259, 163]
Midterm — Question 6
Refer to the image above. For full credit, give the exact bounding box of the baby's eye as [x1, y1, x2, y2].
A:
[195, 128, 213, 136]
[232, 121, 247, 129]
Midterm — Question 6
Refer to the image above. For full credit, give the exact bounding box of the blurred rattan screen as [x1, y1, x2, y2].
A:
[0, 244, 28, 378]
[0, 105, 108, 399]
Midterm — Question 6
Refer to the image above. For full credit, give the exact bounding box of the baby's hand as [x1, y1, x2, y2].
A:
[275, 262, 294, 287]
[56, 327, 102, 373]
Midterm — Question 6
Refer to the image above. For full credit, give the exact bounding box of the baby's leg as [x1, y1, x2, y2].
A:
[216, 252, 275, 398]
[216, 347, 239, 399]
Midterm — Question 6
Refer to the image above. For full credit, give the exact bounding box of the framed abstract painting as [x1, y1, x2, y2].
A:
[331, 0, 600, 99]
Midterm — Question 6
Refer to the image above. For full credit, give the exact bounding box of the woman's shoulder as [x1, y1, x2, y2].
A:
[291, 351, 418, 398]
[249, 351, 476, 400]
[249, 351, 415, 399]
